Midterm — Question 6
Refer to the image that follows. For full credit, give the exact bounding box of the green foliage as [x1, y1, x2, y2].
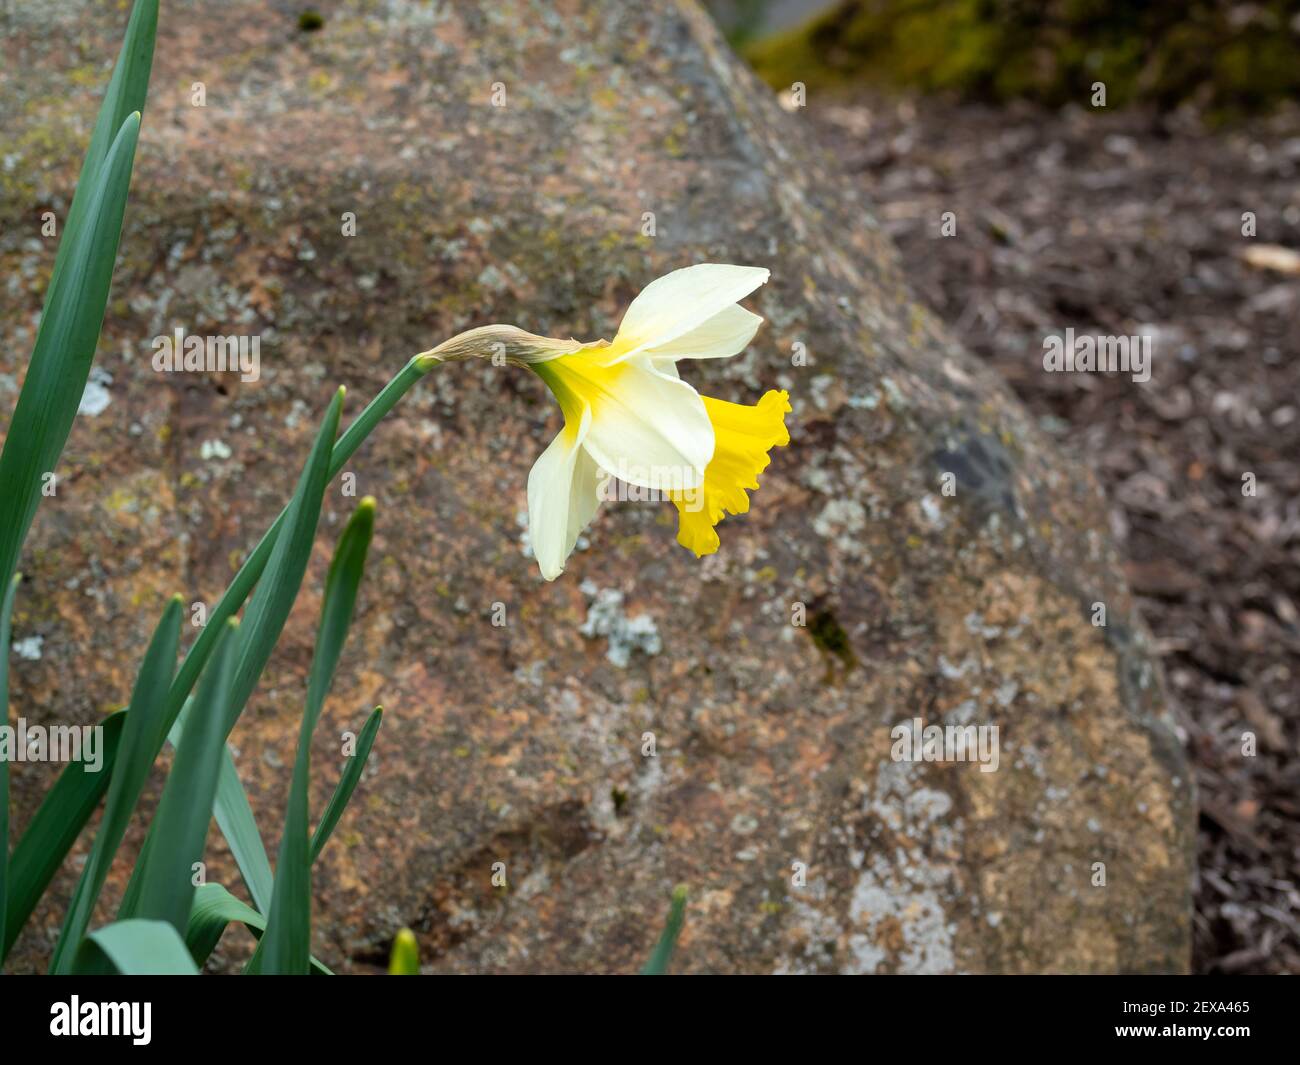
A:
[0, 0, 394, 975]
[261, 498, 375, 974]
[0, 0, 154, 597]
[185, 884, 332, 974]
[49, 597, 182, 973]
[3, 712, 125, 957]
[0, 574, 19, 950]
[74, 919, 199, 976]
[311, 707, 383, 863]
[0, 0, 154, 967]
[123, 620, 239, 934]
[742, 0, 1300, 116]
[388, 928, 420, 975]
[641, 886, 688, 975]
[213, 746, 275, 915]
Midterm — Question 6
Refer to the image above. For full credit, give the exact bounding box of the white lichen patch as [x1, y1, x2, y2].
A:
[77, 366, 113, 417]
[772, 896, 846, 975]
[845, 761, 961, 973]
[13, 635, 44, 661]
[578, 583, 661, 667]
[199, 439, 232, 462]
[938, 653, 979, 679]
[812, 498, 869, 557]
[772, 758, 965, 975]
[919, 493, 946, 529]
[994, 679, 1020, 707]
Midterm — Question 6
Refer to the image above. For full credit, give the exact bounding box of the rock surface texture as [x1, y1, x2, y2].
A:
[0, 0, 1194, 973]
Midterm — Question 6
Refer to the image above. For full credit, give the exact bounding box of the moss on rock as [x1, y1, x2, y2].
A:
[744, 0, 1300, 116]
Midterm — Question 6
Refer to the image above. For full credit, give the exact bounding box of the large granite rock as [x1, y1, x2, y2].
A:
[0, 0, 1193, 972]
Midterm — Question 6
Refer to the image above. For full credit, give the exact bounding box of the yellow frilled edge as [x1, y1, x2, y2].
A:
[671, 389, 791, 557]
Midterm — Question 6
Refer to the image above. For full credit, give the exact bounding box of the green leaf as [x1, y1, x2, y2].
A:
[185, 883, 331, 974]
[185, 883, 261, 966]
[0, 573, 20, 954]
[0, 0, 157, 605]
[0, 0, 153, 950]
[2, 711, 124, 958]
[210, 391, 348, 925]
[125, 619, 238, 934]
[144, 706, 275, 917]
[262, 498, 375, 975]
[5, 356, 428, 952]
[388, 928, 419, 975]
[49, 595, 181, 973]
[57, 0, 158, 267]
[124, 388, 343, 922]
[74, 918, 198, 976]
[0, 109, 144, 598]
[210, 702, 382, 923]
[226, 387, 345, 734]
[640, 886, 688, 975]
[0, 108, 144, 960]
[157, 361, 425, 752]
[311, 706, 383, 863]
[212, 746, 274, 914]
[305, 500, 376, 733]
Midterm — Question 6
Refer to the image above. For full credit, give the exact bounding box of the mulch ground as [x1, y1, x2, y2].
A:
[806, 91, 1300, 974]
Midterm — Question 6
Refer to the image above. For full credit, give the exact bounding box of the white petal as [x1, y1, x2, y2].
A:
[609, 264, 768, 363]
[567, 446, 603, 554]
[581, 357, 713, 492]
[642, 303, 763, 362]
[527, 405, 598, 580]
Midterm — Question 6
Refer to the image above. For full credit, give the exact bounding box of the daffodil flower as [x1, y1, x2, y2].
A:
[430, 264, 791, 579]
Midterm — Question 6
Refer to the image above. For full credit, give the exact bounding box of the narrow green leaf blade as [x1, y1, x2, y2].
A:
[3, 712, 124, 958]
[0, 0, 157, 622]
[213, 746, 274, 914]
[0, 573, 20, 954]
[305, 498, 375, 733]
[0, 113, 145, 953]
[185, 883, 331, 974]
[74, 918, 198, 976]
[57, 0, 158, 266]
[0, 109, 143, 596]
[310, 707, 383, 864]
[261, 498, 375, 975]
[0, 111, 146, 944]
[128, 619, 238, 935]
[50, 594, 181, 973]
[226, 387, 345, 733]
[124, 389, 343, 931]
[142, 709, 273, 917]
[185, 882, 262, 967]
[640, 886, 688, 975]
